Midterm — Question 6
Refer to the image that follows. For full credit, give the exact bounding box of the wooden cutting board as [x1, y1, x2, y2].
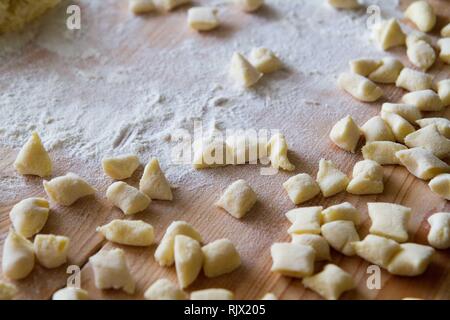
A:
[0, 0, 449, 300]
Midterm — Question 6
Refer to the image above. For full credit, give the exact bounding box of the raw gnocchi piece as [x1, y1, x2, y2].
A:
[328, 0, 360, 9]
[201, 239, 241, 277]
[129, 0, 155, 14]
[192, 136, 231, 169]
[144, 279, 187, 300]
[380, 111, 415, 143]
[2, 228, 35, 280]
[321, 202, 360, 225]
[361, 116, 395, 142]
[34, 234, 70, 268]
[286, 206, 322, 235]
[351, 234, 401, 268]
[52, 287, 89, 300]
[337, 72, 383, 102]
[14, 132, 52, 177]
[329, 115, 361, 153]
[291, 234, 331, 261]
[155, 0, 190, 11]
[302, 264, 355, 300]
[316, 159, 349, 197]
[154, 221, 202, 267]
[268, 133, 295, 171]
[437, 38, 450, 64]
[349, 58, 381, 77]
[402, 90, 443, 112]
[442, 23, 450, 37]
[416, 117, 450, 138]
[101, 154, 139, 180]
[381, 103, 422, 125]
[396, 147, 450, 180]
[0, 281, 17, 300]
[321, 221, 359, 256]
[97, 219, 154, 246]
[429, 174, 450, 200]
[367, 202, 411, 243]
[43, 173, 95, 206]
[89, 248, 135, 294]
[234, 0, 263, 12]
[406, 39, 435, 70]
[404, 125, 450, 159]
[216, 179, 257, 218]
[106, 181, 151, 215]
[404, 1, 436, 32]
[283, 173, 320, 205]
[368, 57, 403, 84]
[174, 235, 203, 288]
[346, 160, 384, 195]
[362, 141, 407, 165]
[387, 243, 434, 276]
[187, 7, 219, 31]
[261, 293, 277, 300]
[406, 30, 433, 48]
[190, 288, 234, 300]
[139, 158, 172, 200]
[9, 197, 49, 238]
[427, 212, 450, 249]
[249, 47, 282, 74]
[437, 79, 450, 107]
[270, 242, 315, 278]
[396, 68, 434, 92]
[229, 52, 262, 88]
[372, 19, 406, 50]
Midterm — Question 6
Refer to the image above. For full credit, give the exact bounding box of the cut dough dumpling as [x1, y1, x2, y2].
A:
[216, 179, 257, 219]
[321, 202, 360, 225]
[368, 57, 403, 84]
[328, 0, 360, 9]
[402, 90, 443, 112]
[286, 206, 322, 235]
[416, 118, 450, 138]
[2, 228, 35, 280]
[352, 234, 401, 268]
[270, 242, 315, 278]
[396, 147, 450, 180]
[406, 39, 435, 70]
[106, 181, 151, 215]
[396, 68, 434, 92]
[234, 0, 263, 12]
[139, 158, 173, 200]
[129, 0, 155, 14]
[188, 7, 219, 31]
[427, 212, 450, 249]
[404, 1, 436, 32]
[361, 116, 395, 142]
[34, 234, 70, 269]
[404, 125, 450, 159]
[316, 159, 349, 197]
[387, 243, 434, 276]
[291, 234, 331, 261]
[438, 38, 450, 64]
[201, 239, 241, 277]
[349, 58, 381, 77]
[372, 19, 406, 50]
[14, 132, 52, 177]
[381, 103, 422, 125]
[9, 197, 49, 238]
[174, 235, 203, 289]
[283, 173, 320, 205]
[321, 220, 360, 256]
[249, 47, 282, 74]
[52, 287, 89, 300]
[442, 23, 450, 37]
[285, 206, 323, 223]
[229, 52, 262, 88]
[437, 79, 450, 107]
[261, 293, 277, 300]
[0, 281, 17, 300]
[346, 160, 384, 195]
[429, 174, 450, 200]
[268, 133, 295, 171]
[155, 0, 190, 11]
[367, 202, 411, 243]
[144, 279, 187, 300]
[329, 115, 361, 153]
[362, 141, 407, 165]
[43, 173, 95, 206]
[380, 110, 415, 143]
[191, 288, 234, 300]
[97, 219, 154, 246]
[101, 154, 139, 180]
[337, 72, 383, 102]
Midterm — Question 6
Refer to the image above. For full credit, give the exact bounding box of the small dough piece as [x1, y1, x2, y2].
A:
[346, 160, 384, 195]
[97, 219, 154, 246]
[367, 202, 411, 243]
[144, 279, 187, 300]
[106, 181, 151, 215]
[404, 125, 450, 159]
[229, 52, 262, 88]
[316, 159, 349, 197]
[129, 0, 155, 14]
[427, 212, 450, 249]
[396, 147, 449, 180]
[329, 115, 361, 153]
[437, 79, 450, 107]
[155, 0, 190, 11]
[361, 116, 395, 142]
[380, 111, 415, 143]
[261, 293, 277, 300]
[188, 7, 219, 31]
[249, 47, 282, 74]
[302, 264, 355, 300]
[352, 234, 401, 268]
[2, 228, 35, 280]
[34, 234, 70, 268]
[406, 39, 435, 70]
[43, 173, 95, 206]
[442, 23, 450, 37]
[0, 281, 17, 300]
[154, 221, 202, 267]
[372, 19, 406, 50]
[321, 221, 359, 256]
[337, 72, 383, 102]
[349, 58, 381, 77]
[368, 57, 403, 84]
[234, 0, 263, 12]
[406, 30, 433, 48]
[101, 154, 139, 180]
[396, 68, 434, 92]
[404, 1, 436, 32]
[270, 242, 315, 278]
[283, 173, 320, 205]
[192, 136, 231, 169]
[429, 174, 450, 200]
[174, 235, 203, 288]
[286, 206, 322, 235]
[381, 103, 422, 125]
[387, 243, 434, 276]
[362, 141, 407, 165]
[328, 0, 360, 9]
[14, 132, 52, 177]
[202, 239, 241, 277]
[416, 117, 450, 138]
[190, 288, 234, 300]
[402, 90, 443, 112]
[321, 202, 360, 225]
[9, 197, 49, 238]
[52, 287, 89, 300]
[291, 234, 331, 261]
[139, 158, 172, 200]
[226, 133, 268, 164]
[268, 133, 295, 171]
[216, 179, 257, 219]
[89, 248, 135, 294]
[438, 38, 450, 64]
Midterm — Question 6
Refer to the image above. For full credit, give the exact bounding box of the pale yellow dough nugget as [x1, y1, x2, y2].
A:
[101, 154, 139, 180]
[229, 52, 262, 88]
[349, 58, 381, 77]
[387, 243, 434, 276]
[291, 234, 331, 261]
[329, 115, 361, 153]
[129, 0, 155, 14]
[201, 239, 241, 277]
[174, 235, 203, 288]
[188, 7, 219, 31]
[234, 0, 264, 12]
[268, 133, 295, 171]
[442, 23, 450, 37]
[321, 221, 359, 256]
[328, 0, 360, 9]
[381, 103, 422, 125]
[437, 79, 450, 107]
[429, 174, 450, 200]
[368, 57, 403, 84]
[14, 132, 52, 177]
[404, 125, 450, 159]
[321, 202, 360, 225]
[52, 287, 89, 300]
[396, 147, 449, 180]
[2, 228, 35, 280]
[249, 47, 282, 74]
[0, 281, 17, 300]
[144, 279, 187, 300]
[155, 0, 190, 11]
[191, 288, 234, 300]
[396, 68, 434, 92]
[361, 116, 395, 142]
[97, 219, 154, 246]
[106, 181, 151, 215]
[216, 179, 257, 219]
[427, 212, 450, 249]
[139, 158, 173, 200]
[34, 234, 70, 268]
[380, 111, 415, 144]
[44, 173, 95, 206]
[9, 197, 49, 238]
[404, 1, 436, 32]
[416, 117, 450, 138]
[438, 38, 450, 64]
[362, 141, 407, 165]
[402, 90, 443, 112]
[261, 293, 277, 300]
[352, 234, 401, 268]
[283, 173, 320, 205]
[367, 202, 411, 243]
[337, 72, 383, 102]
[316, 159, 349, 197]
[372, 19, 406, 50]
[406, 39, 435, 70]
[286, 206, 322, 235]
[270, 242, 315, 278]
[346, 160, 384, 195]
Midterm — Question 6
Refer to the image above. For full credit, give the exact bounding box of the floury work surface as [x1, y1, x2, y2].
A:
[0, 0, 449, 299]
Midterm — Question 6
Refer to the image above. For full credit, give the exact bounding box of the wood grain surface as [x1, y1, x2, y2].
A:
[0, 0, 449, 300]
